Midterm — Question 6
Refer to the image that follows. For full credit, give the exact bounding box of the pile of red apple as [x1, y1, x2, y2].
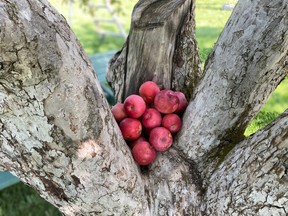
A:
[111, 81, 188, 166]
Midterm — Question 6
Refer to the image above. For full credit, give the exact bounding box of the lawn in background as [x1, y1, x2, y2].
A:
[49, 0, 137, 54]
[245, 77, 288, 136]
[0, 183, 61, 216]
[196, 0, 238, 61]
[0, 0, 286, 215]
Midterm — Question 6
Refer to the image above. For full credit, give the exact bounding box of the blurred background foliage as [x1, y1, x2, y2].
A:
[0, 0, 286, 215]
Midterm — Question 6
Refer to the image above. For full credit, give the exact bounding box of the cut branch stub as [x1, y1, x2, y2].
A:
[107, 0, 202, 102]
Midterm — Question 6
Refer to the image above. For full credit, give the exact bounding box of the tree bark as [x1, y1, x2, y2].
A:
[205, 110, 288, 215]
[0, 0, 146, 215]
[177, 0, 288, 176]
[0, 0, 287, 215]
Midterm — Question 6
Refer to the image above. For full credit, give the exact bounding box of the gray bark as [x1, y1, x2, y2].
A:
[205, 110, 288, 215]
[177, 0, 288, 176]
[0, 0, 287, 215]
[0, 0, 146, 215]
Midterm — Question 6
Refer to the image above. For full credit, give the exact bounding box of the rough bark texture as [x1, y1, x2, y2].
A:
[205, 110, 288, 215]
[0, 0, 146, 215]
[177, 0, 288, 175]
[107, 0, 202, 102]
[0, 0, 287, 215]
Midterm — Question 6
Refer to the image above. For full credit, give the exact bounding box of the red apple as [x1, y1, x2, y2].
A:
[154, 90, 179, 114]
[162, 114, 182, 133]
[174, 91, 188, 114]
[124, 94, 146, 118]
[149, 127, 173, 152]
[119, 118, 142, 141]
[129, 136, 147, 149]
[111, 103, 127, 122]
[139, 81, 160, 104]
[132, 141, 156, 165]
[142, 108, 162, 129]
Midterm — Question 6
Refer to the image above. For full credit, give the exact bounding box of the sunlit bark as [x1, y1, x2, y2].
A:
[0, 0, 287, 215]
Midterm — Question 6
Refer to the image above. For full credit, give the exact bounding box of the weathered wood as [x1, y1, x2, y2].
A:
[107, 44, 128, 102]
[107, 0, 202, 102]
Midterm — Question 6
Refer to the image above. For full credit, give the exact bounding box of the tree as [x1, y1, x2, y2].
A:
[0, 0, 287, 215]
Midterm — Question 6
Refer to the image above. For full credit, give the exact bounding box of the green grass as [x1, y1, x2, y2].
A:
[0, 183, 61, 216]
[1, 0, 287, 215]
[49, 0, 137, 54]
[245, 78, 288, 136]
[195, 0, 238, 62]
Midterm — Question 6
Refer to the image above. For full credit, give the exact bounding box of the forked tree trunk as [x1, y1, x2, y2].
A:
[0, 0, 287, 215]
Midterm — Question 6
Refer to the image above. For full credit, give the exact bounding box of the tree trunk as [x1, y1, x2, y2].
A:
[0, 0, 287, 215]
[0, 0, 146, 214]
[107, 0, 202, 102]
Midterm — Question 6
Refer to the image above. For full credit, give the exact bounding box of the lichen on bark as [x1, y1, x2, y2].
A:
[0, 0, 287, 215]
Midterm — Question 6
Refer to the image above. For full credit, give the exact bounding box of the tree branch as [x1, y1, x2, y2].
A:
[204, 109, 288, 215]
[0, 0, 146, 214]
[107, 0, 202, 102]
[177, 0, 288, 165]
